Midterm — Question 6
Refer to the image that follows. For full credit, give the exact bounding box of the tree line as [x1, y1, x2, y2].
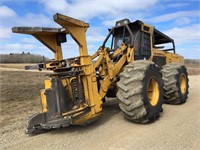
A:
[0, 53, 49, 63]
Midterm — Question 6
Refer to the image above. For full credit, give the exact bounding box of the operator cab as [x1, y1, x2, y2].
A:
[102, 19, 175, 60]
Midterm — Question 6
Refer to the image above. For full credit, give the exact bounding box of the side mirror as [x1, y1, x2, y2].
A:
[56, 33, 67, 45]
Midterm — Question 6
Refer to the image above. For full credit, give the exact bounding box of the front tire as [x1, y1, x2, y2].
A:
[117, 60, 164, 123]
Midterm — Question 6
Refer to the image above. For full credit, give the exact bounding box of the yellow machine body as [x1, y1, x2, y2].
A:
[12, 13, 184, 133]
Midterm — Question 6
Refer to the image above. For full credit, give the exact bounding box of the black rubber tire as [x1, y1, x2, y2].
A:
[161, 63, 189, 104]
[116, 60, 164, 123]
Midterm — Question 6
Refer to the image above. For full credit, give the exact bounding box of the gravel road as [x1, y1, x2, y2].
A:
[1, 75, 200, 150]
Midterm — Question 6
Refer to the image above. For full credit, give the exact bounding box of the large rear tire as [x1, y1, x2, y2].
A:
[161, 63, 189, 104]
[117, 60, 164, 123]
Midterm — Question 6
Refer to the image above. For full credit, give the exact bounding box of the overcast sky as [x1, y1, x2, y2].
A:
[0, 0, 200, 59]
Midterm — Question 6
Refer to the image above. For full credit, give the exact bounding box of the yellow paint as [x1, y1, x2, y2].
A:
[44, 79, 51, 89]
[112, 43, 127, 58]
[33, 34, 63, 60]
[165, 52, 184, 64]
[141, 23, 154, 35]
[152, 49, 166, 57]
[45, 61, 63, 69]
[147, 77, 159, 106]
[41, 79, 51, 112]
[72, 111, 102, 125]
[61, 79, 67, 87]
[126, 47, 134, 62]
[180, 73, 186, 95]
[40, 89, 47, 112]
[54, 13, 89, 56]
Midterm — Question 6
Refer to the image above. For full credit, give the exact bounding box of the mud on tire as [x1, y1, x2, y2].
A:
[161, 63, 189, 104]
[116, 60, 164, 123]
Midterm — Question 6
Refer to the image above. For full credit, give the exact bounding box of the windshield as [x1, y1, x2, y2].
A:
[103, 25, 141, 51]
[113, 33, 131, 49]
[103, 26, 132, 49]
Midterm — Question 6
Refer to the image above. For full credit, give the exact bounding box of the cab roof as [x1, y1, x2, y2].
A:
[113, 19, 174, 45]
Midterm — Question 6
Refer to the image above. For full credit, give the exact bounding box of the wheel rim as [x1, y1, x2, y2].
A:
[147, 77, 159, 106]
[180, 73, 186, 95]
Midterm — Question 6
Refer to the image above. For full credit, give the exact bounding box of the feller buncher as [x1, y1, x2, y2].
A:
[12, 13, 189, 134]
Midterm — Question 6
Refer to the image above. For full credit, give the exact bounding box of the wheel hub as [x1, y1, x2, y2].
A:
[180, 73, 186, 95]
[147, 77, 159, 106]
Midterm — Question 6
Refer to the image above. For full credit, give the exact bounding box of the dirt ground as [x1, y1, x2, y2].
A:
[0, 63, 36, 69]
[0, 66, 200, 150]
[185, 63, 200, 76]
[0, 70, 47, 133]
